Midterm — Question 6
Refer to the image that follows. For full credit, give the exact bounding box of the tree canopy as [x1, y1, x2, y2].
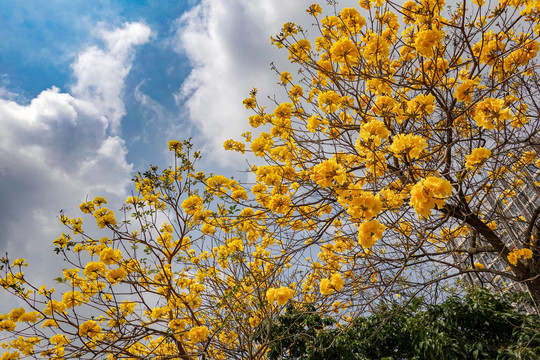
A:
[262, 288, 540, 360]
[2, 0, 540, 359]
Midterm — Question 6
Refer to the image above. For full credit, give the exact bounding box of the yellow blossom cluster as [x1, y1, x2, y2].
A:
[465, 147, 491, 170]
[319, 273, 345, 296]
[410, 177, 453, 218]
[389, 134, 427, 159]
[454, 78, 480, 103]
[357, 219, 386, 248]
[474, 98, 512, 130]
[414, 29, 445, 58]
[266, 286, 295, 305]
[311, 158, 348, 188]
[507, 248, 534, 266]
[188, 326, 210, 343]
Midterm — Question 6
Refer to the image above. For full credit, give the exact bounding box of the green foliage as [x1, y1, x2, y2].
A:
[256, 304, 336, 360]
[263, 289, 540, 360]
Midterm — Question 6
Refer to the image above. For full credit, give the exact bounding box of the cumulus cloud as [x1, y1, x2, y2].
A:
[172, 0, 356, 169]
[71, 22, 153, 134]
[0, 22, 150, 292]
[173, 0, 308, 167]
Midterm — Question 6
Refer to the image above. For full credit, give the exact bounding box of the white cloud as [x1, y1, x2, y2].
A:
[172, 0, 357, 169]
[71, 22, 153, 134]
[0, 22, 150, 299]
[172, 0, 308, 168]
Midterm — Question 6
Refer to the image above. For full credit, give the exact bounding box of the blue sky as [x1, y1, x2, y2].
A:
[0, 0, 193, 169]
[0, 0, 356, 308]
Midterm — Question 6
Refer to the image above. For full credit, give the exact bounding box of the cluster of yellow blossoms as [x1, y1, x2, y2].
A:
[266, 287, 296, 306]
[465, 147, 491, 170]
[410, 177, 454, 218]
[319, 273, 345, 296]
[507, 248, 534, 266]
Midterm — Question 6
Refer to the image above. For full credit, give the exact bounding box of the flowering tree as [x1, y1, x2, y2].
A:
[229, 0, 540, 305]
[0, 141, 299, 359]
[2, 0, 540, 359]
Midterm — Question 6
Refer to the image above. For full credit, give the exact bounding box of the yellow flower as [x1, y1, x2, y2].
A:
[521, 248, 533, 259]
[359, 119, 389, 147]
[8, 308, 25, 322]
[311, 158, 347, 188]
[330, 37, 359, 64]
[62, 291, 84, 308]
[93, 196, 107, 206]
[70, 217, 83, 233]
[465, 147, 491, 170]
[41, 319, 58, 328]
[79, 201, 95, 214]
[282, 22, 298, 36]
[454, 78, 479, 103]
[249, 315, 261, 327]
[50, 334, 70, 345]
[248, 115, 264, 128]
[338, 189, 382, 220]
[366, 78, 392, 95]
[275, 287, 295, 305]
[409, 177, 453, 218]
[181, 195, 204, 215]
[339, 7, 366, 33]
[474, 262, 485, 269]
[167, 140, 183, 152]
[306, 114, 326, 133]
[242, 96, 256, 109]
[474, 98, 512, 130]
[330, 273, 344, 291]
[371, 96, 397, 117]
[507, 252, 518, 266]
[318, 90, 341, 113]
[0, 319, 16, 331]
[219, 330, 238, 345]
[288, 39, 311, 62]
[358, 219, 386, 248]
[120, 301, 136, 315]
[389, 134, 427, 159]
[53, 233, 71, 248]
[266, 287, 295, 305]
[83, 262, 107, 279]
[106, 268, 127, 285]
[78, 320, 102, 338]
[363, 33, 390, 62]
[188, 326, 210, 343]
[43, 300, 66, 316]
[407, 94, 436, 116]
[414, 29, 445, 58]
[507, 248, 534, 266]
[280, 71, 292, 84]
[99, 247, 122, 265]
[306, 3, 322, 17]
[250, 132, 273, 157]
[268, 194, 291, 214]
[93, 208, 117, 229]
[359, 0, 373, 10]
[402, 0, 417, 23]
[504, 41, 539, 71]
[319, 278, 334, 296]
[18, 311, 40, 323]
